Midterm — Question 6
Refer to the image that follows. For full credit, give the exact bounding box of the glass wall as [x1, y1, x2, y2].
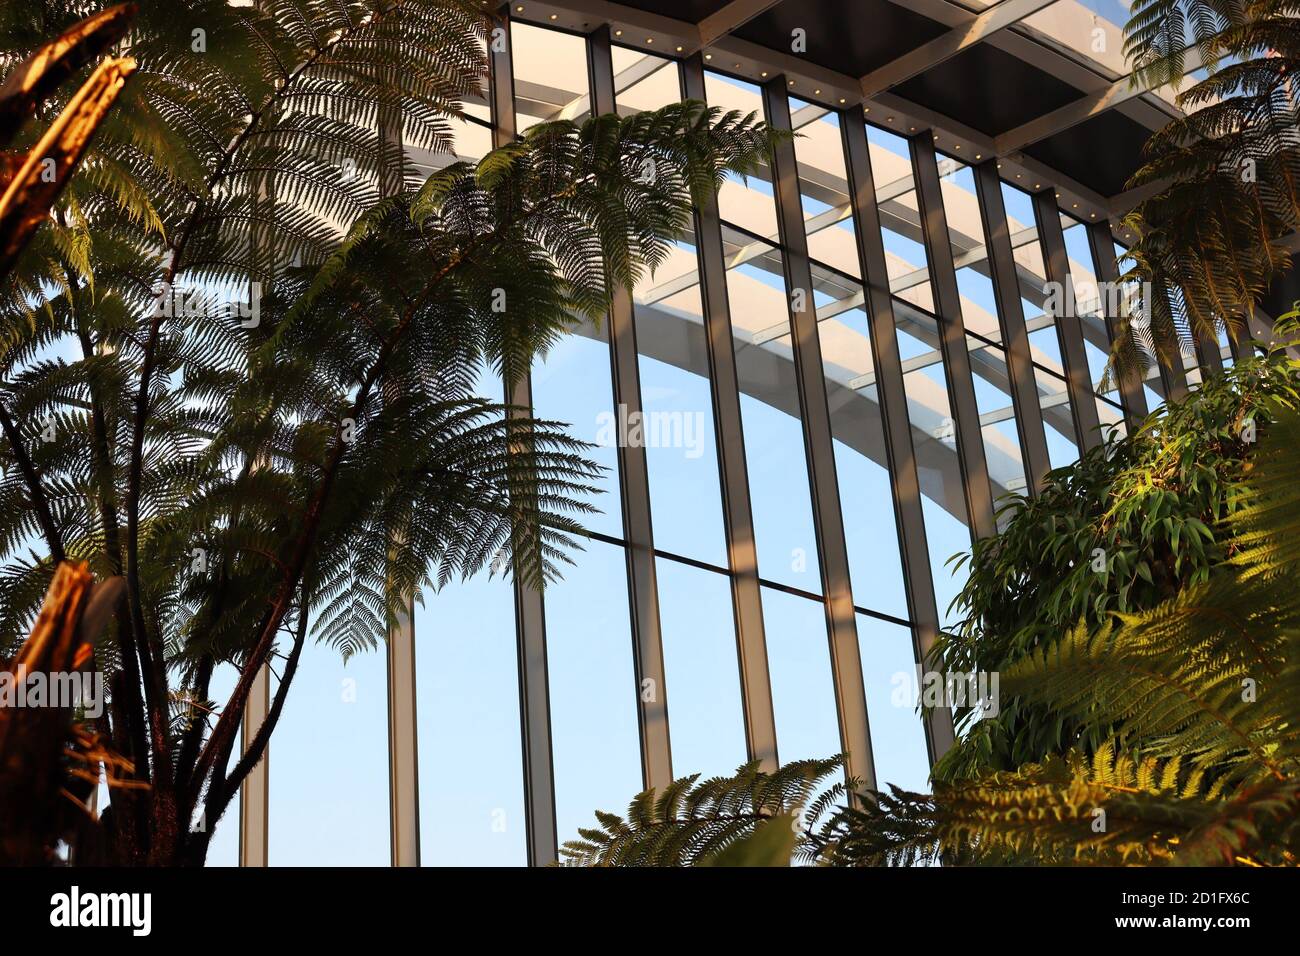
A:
[243, 12, 1231, 867]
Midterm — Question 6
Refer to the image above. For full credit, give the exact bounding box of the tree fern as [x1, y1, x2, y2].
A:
[559, 758, 848, 867]
[1116, 0, 1300, 371]
[0, 2, 782, 864]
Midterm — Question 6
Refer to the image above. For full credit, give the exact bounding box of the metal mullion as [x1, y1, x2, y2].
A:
[1032, 190, 1102, 453]
[842, 107, 955, 766]
[1084, 221, 1148, 430]
[377, 85, 421, 870]
[238, 93, 276, 870]
[587, 24, 673, 793]
[910, 139, 997, 542]
[682, 55, 779, 771]
[237, 668, 269, 867]
[492, 6, 558, 867]
[763, 77, 874, 790]
[972, 161, 1052, 494]
[1196, 325, 1225, 377]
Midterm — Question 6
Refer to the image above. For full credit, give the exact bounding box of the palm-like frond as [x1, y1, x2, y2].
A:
[1115, 0, 1300, 372]
[558, 758, 848, 866]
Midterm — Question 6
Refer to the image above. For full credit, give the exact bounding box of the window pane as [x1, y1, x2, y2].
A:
[532, 326, 624, 539]
[656, 558, 746, 778]
[706, 72, 778, 239]
[761, 587, 842, 763]
[817, 291, 908, 618]
[865, 123, 933, 312]
[633, 238, 727, 566]
[859, 614, 931, 793]
[417, 571, 526, 866]
[511, 22, 589, 131]
[791, 101, 860, 278]
[269, 640, 389, 865]
[728, 245, 822, 592]
[895, 307, 974, 629]
[546, 538, 642, 844]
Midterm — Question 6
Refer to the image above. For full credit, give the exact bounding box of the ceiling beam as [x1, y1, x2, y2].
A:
[859, 0, 1059, 100]
[697, 0, 784, 49]
[996, 45, 1208, 154]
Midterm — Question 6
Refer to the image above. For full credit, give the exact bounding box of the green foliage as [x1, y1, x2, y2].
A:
[1115, 0, 1300, 370]
[0, 1, 781, 863]
[822, 399, 1300, 866]
[935, 353, 1300, 781]
[558, 758, 848, 867]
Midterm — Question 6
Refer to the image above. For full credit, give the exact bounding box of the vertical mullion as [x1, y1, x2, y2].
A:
[587, 25, 673, 792]
[681, 55, 778, 771]
[1085, 221, 1148, 430]
[492, 6, 557, 867]
[842, 108, 955, 765]
[386, 603, 419, 866]
[238, 668, 269, 866]
[972, 161, 1052, 495]
[763, 77, 874, 790]
[379, 91, 420, 869]
[1196, 326, 1225, 377]
[1151, 280, 1190, 401]
[1033, 190, 1102, 452]
[238, 98, 276, 869]
[911, 139, 996, 542]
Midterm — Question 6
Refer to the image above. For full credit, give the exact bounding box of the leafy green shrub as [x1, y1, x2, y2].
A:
[936, 352, 1300, 781]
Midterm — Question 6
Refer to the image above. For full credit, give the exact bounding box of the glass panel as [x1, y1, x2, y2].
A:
[531, 325, 623, 539]
[938, 161, 1000, 346]
[967, 339, 1029, 496]
[791, 100, 860, 278]
[933, 158, 1034, 493]
[705, 72, 778, 239]
[511, 23, 589, 132]
[865, 123, 933, 312]
[816, 280, 908, 619]
[895, 306, 974, 630]
[1060, 215, 1123, 412]
[761, 587, 842, 762]
[546, 537, 642, 846]
[656, 558, 747, 778]
[614, 48, 727, 565]
[635, 345, 728, 567]
[269, 639, 390, 865]
[1035, 365, 1079, 469]
[417, 570, 526, 867]
[727, 241, 822, 592]
[859, 614, 931, 793]
[612, 47, 679, 113]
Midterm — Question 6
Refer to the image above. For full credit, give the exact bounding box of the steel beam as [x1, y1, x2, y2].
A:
[763, 76, 874, 789]
[588, 24, 674, 793]
[911, 139, 997, 541]
[237, 666, 269, 867]
[492, 6, 558, 867]
[682, 55, 779, 771]
[972, 161, 1052, 494]
[859, 0, 1058, 100]
[842, 107, 955, 765]
[1084, 220, 1149, 431]
[698, 0, 783, 49]
[1032, 190, 1101, 452]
